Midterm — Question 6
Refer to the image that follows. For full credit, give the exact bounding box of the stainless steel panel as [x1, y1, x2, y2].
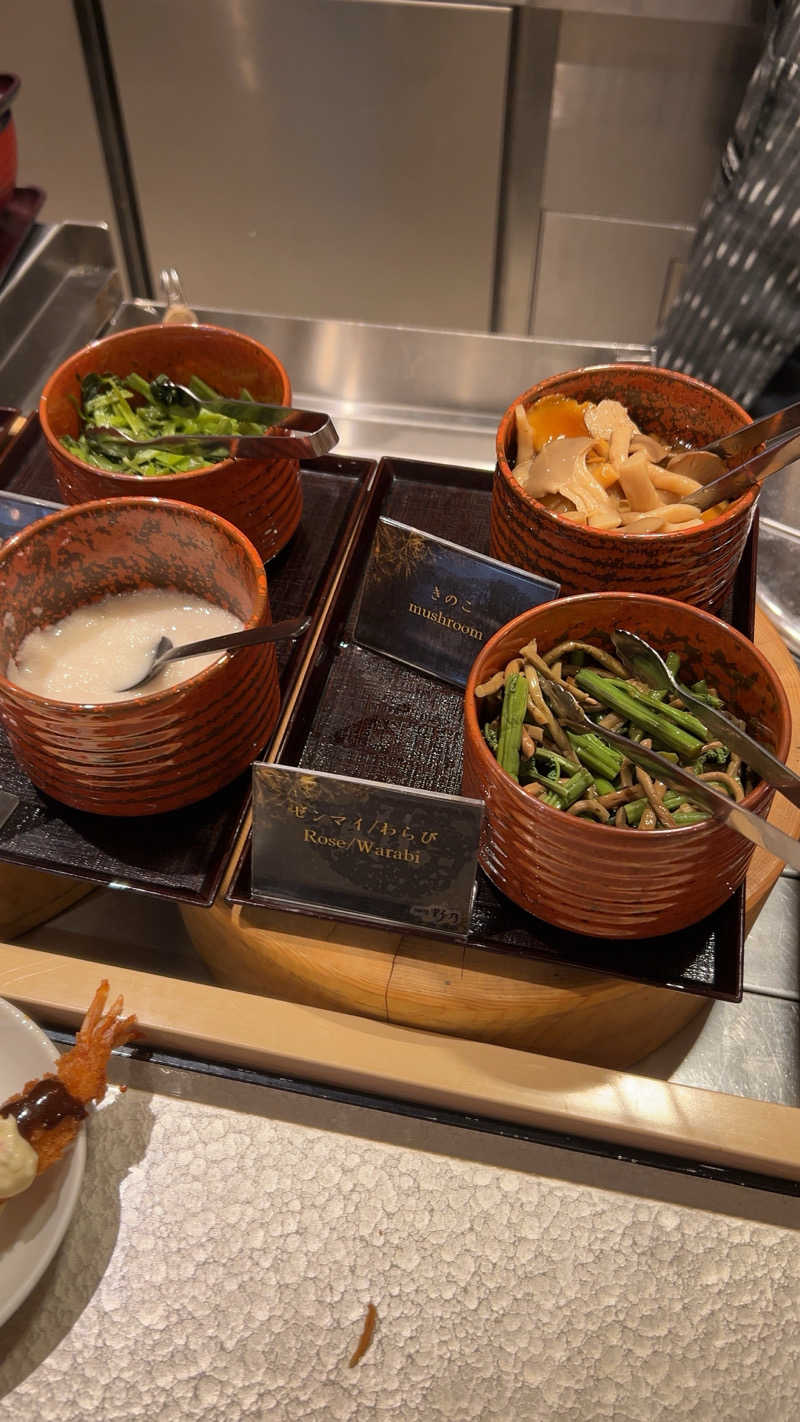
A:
[757, 520, 800, 659]
[495, 10, 762, 337]
[542, 13, 762, 227]
[636, 992, 800, 1108]
[491, 7, 561, 332]
[0, 223, 120, 411]
[531, 211, 695, 344]
[109, 297, 651, 465]
[105, 0, 511, 332]
[744, 872, 800, 1002]
[516, 0, 767, 23]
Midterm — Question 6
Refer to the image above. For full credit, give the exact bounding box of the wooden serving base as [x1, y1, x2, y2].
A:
[0, 864, 92, 939]
[181, 609, 800, 1071]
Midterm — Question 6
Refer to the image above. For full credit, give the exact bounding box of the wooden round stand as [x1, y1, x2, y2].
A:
[0, 864, 92, 939]
[182, 610, 800, 1070]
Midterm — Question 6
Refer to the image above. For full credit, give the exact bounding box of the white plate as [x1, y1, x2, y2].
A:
[0, 998, 86, 1328]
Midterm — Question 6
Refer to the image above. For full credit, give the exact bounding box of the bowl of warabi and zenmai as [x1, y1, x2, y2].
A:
[39, 322, 302, 563]
[462, 592, 790, 939]
[0, 495, 280, 816]
[492, 363, 759, 608]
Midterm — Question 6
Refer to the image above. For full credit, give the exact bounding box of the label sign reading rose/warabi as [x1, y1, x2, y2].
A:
[251, 765, 483, 936]
[354, 518, 559, 688]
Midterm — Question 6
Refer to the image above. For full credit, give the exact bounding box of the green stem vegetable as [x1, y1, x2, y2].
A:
[497, 673, 529, 781]
[566, 730, 623, 781]
[574, 670, 704, 760]
[606, 679, 708, 740]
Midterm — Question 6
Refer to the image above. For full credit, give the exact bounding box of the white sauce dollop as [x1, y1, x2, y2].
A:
[0, 1116, 38, 1200]
[6, 588, 244, 703]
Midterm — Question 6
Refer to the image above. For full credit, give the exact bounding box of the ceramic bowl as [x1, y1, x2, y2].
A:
[492, 364, 757, 608]
[0, 497, 280, 816]
[39, 323, 302, 562]
[462, 593, 791, 939]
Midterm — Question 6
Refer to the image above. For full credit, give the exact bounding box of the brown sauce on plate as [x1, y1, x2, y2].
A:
[1, 1077, 86, 1140]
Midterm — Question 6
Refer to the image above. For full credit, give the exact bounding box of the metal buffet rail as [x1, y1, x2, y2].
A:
[1, 223, 799, 1114]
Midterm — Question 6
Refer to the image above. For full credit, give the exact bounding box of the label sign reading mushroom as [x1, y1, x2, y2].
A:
[251, 765, 483, 937]
[354, 518, 560, 689]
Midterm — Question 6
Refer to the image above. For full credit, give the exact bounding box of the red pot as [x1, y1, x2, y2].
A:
[0, 76, 20, 212]
[492, 364, 758, 609]
[463, 593, 791, 939]
[40, 323, 303, 564]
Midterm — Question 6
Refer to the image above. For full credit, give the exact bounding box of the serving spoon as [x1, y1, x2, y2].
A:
[611, 628, 800, 808]
[119, 614, 311, 694]
[539, 678, 800, 870]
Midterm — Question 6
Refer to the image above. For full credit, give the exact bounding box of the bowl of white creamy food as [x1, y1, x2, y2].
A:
[0, 496, 279, 815]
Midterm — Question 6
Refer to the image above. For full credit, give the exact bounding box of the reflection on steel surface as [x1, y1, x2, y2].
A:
[0, 222, 121, 412]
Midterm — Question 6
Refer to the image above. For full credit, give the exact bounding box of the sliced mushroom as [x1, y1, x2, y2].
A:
[584, 399, 638, 465]
[630, 431, 669, 463]
[513, 403, 534, 476]
[616, 450, 663, 512]
[516, 436, 622, 528]
[666, 450, 725, 484]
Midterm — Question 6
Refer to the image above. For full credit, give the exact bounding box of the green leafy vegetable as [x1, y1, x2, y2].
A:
[61, 371, 271, 477]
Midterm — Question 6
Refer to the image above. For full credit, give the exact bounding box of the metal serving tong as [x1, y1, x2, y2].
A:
[686, 425, 800, 511]
[700, 397, 800, 463]
[85, 380, 338, 461]
[681, 398, 800, 511]
[539, 678, 800, 870]
[611, 629, 800, 808]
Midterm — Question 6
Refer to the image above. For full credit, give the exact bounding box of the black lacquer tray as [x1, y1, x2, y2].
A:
[0, 414, 375, 903]
[228, 454, 759, 1001]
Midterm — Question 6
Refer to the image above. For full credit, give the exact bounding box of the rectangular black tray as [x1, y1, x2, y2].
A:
[228, 454, 758, 1000]
[0, 415, 375, 904]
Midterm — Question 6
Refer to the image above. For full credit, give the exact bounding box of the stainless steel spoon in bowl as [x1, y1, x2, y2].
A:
[119, 614, 311, 694]
[611, 628, 800, 807]
[538, 678, 800, 870]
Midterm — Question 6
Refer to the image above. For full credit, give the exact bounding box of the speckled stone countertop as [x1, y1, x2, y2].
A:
[1, 1063, 799, 1421]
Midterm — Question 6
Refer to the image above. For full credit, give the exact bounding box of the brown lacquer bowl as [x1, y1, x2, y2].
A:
[463, 594, 790, 939]
[492, 364, 757, 607]
[39, 324, 302, 562]
[0, 497, 280, 816]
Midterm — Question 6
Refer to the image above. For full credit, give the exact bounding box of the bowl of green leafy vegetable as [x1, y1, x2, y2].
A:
[39, 323, 302, 562]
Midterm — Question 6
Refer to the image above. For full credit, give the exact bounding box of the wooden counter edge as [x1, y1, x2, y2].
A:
[1, 940, 798, 1184]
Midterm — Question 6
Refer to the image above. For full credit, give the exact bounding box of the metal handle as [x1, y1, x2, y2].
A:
[86, 413, 339, 460]
[577, 719, 800, 870]
[702, 398, 800, 462]
[159, 616, 311, 668]
[672, 686, 800, 809]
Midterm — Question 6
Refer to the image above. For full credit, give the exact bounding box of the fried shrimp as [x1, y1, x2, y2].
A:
[1, 980, 139, 1182]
